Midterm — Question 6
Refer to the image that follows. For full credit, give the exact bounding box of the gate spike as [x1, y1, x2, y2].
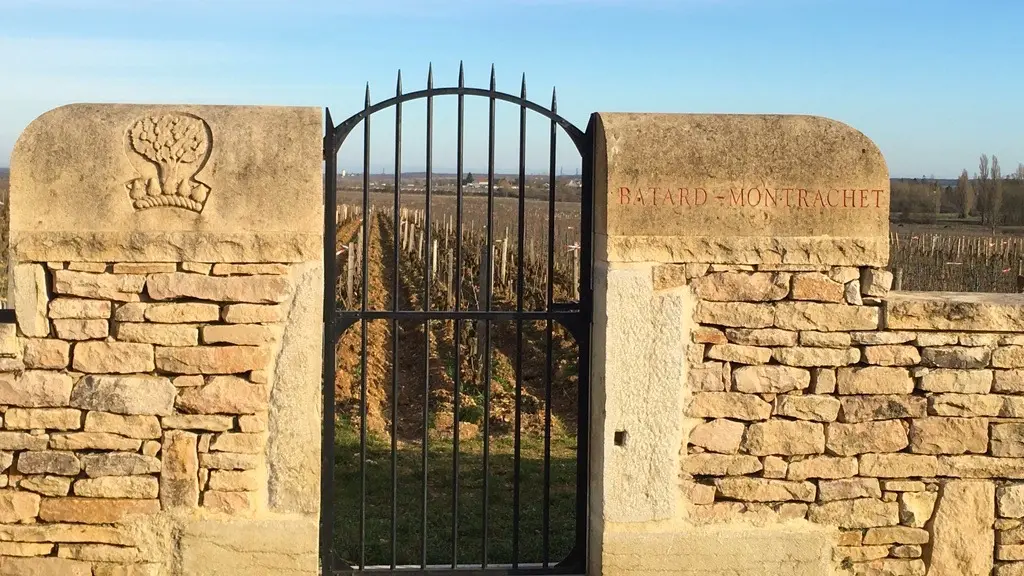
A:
[551, 87, 557, 113]
[458, 61, 465, 88]
[490, 64, 496, 91]
[427, 63, 433, 89]
[396, 70, 403, 95]
[364, 84, 371, 108]
[520, 74, 526, 98]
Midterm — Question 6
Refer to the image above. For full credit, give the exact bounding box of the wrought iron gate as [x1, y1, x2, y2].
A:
[321, 64, 593, 575]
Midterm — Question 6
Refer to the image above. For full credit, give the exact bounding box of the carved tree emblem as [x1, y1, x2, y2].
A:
[124, 113, 212, 213]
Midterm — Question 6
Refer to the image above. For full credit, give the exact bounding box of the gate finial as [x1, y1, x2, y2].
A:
[396, 70, 402, 96]
[458, 61, 464, 88]
[427, 63, 433, 89]
[521, 74, 527, 98]
[490, 64, 496, 91]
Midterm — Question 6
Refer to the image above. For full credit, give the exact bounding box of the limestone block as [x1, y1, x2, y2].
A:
[47, 298, 111, 321]
[72, 342, 154, 374]
[161, 414, 234, 431]
[199, 452, 259, 471]
[808, 498, 898, 528]
[714, 477, 815, 502]
[682, 454, 762, 476]
[996, 347, 1024, 369]
[49, 433, 142, 452]
[862, 345, 921, 366]
[210, 432, 262, 454]
[0, 453, 13, 474]
[691, 272, 790, 302]
[154, 346, 268, 375]
[826, 421, 908, 456]
[83, 413, 161, 439]
[999, 546, 1024, 562]
[909, 417, 988, 455]
[742, 420, 825, 456]
[38, 498, 159, 523]
[885, 480, 925, 492]
[80, 453, 160, 477]
[921, 346, 992, 369]
[0, 371, 73, 407]
[938, 456, 1024, 478]
[885, 291, 1024, 332]
[177, 516, 317, 575]
[0, 490, 41, 522]
[818, 478, 881, 502]
[993, 424, 1024, 457]
[685, 392, 771, 421]
[238, 413, 268, 433]
[0, 432, 49, 450]
[175, 376, 269, 414]
[706, 343, 771, 365]
[786, 456, 857, 480]
[147, 273, 289, 303]
[221, 304, 286, 324]
[112, 303, 147, 322]
[688, 362, 725, 392]
[899, 490, 937, 528]
[114, 323, 198, 347]
[761, 456, 787, 479]
[859, 454, 938, 478]
[929, 480, 995, 576]
[688, 419, 744, 454]
[203, 490, 258, 514]
[929, 393, 1004, 417]
[919, 369, 993, 393]
[813, 368, 837, 393]
[203, 324, 278, 346]
[860, 268, 893, 297]
[17, 475, 71, 496]
[862, 526, 929, 545]
[112, 263, 177, 274]
[834, 545, 888, 563]
[67, 263, 107, 273]
[208, 470, 261, 492]
[733, 365, 810, 393]
[52, 319, 108, 341]
[692, 327, 727, 344]
[775, 395, 840, 422]
[12, 264, 50, 338]
[52, 271, 144, 302]
[161, 431, 199, 509]
[837, 366, 913, 394]
[790, 272, 844, 302]
[22, 339, 70, 370]
[724, 328, 797, 347]
[851, 331, 916, 345]
[774, 347, 860, 367]
[181, 262, 212, 274]
[839, 395, 926, 423]
[1000, 485, 1024, 518]
[996, 370, 1024, 393]
[774, 302, 880, 332]
[695, 302, 774, 328]
[852, 559, 925, 575]
[70, 375, 175, 416]
[143, 303, 219, 324]
[916, 333, 959, 346]
[4, 408, 80, 430]
[73, 476, 158, 499]
[0, 557, 91, 576]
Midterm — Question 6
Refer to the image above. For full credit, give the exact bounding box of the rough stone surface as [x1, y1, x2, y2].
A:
[839, 395, 926, 422]
[688, 419, 744, 454]
[826, 421, 909, 456]
[73, 476, 159, 499]
[861, 268, 894, 297]
[773, 346, 860, 367]
[0, 557, 91, 576]
[114, 322, 198, 347]
[0, 372, 73, 407]
[72, 342, 154, 374]
[48, 433, 141, 452]
[929, 480, 995, 576]
[837, 367, 914, 394]
[859, 454, 938, 477]
[807, 498, 899, 528]
[52, 319, 109, 341]
[919, 369, 993, 393]
[203, 324, 278, 346]
[686, 392, 771, 421]
[909, 417, 988, 455]
[161, 431, 199, 509]
[992, 424, 1024, 457]
[4, 408, 80, 430]
[732, 365, 810, 393]
[154, 346, 268, 375]
[83, 412, 161, 439]
[13, 264, 51, 337]
[900, 491, 938, 528]
[80, 453, 160, 477]
[790, 272, 845, 302]
[38, 497, 160, 524]
[178, 517, 317, 575]
[774, 302, 880, 332]
[775, 395, 840, 422]
[742, 420, 825, 456]
[0, 490, 42, 523]
[724, 328, 797, 347]
[47, 298, 111, 320]
[921, 346, 992, 369]
[147, 273, 290, 303]
[818, 478, 881, 502]
[695, 302, 774, 328]
[143, 303, 220, 324]
[799, 330, 852, 348]
[714, 477, 815, 502]
[70, 375, 175, 416]
[52, 271, 145, 302]
[863, 345, 921, 366]
[683, 454, 763, 476]
[22, 339, 70, 370]
[176, 376, 269, 414]
[221, 304, 287, 324]
[786, 456, 857, 480]
[885, 291, 1024, 332]
[692, 272, 790, 302]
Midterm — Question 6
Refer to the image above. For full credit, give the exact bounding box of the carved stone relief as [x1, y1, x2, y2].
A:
[124, 113, 212, 213]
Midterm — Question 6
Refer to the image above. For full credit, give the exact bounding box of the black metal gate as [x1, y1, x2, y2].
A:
[320, 65, 593, 575]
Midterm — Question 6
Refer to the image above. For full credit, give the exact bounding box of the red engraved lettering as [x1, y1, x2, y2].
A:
[634, 188, 645, 206]
[650, 188, 659, 206]
[827, 189, 840, 207]
[783, 188, 794, 207]
[662, 187, 675, 205]
[859, 189, 868, 208]
[678, 188, 690, 206]
[843, 189, 855, 208]
[812, 189, 826, 207]
[764, 189, 778, 207]
[694, 188, 708, 206]
[872, 189, 884, 208]
[797, 189, 809, 208]
[730, 188, 745, 206]
[619, 187, 631, 205]
[746, 188, 762, 207]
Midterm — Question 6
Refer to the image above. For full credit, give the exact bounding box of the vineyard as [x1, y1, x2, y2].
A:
[330, 193, 584, 568]
[888, 231, 1024, 292]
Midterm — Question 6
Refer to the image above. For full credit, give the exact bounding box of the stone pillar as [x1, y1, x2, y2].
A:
[5, 104, 323, 575]
[588, 113, 890, 575]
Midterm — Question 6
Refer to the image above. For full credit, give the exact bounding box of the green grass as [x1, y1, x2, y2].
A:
[331, 423, 579, 568]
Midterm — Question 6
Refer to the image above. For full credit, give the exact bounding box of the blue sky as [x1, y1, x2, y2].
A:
[1, 0, 1022, 177]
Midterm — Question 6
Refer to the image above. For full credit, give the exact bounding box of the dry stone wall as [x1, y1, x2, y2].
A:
[0, 260, 297, 574]
[681, 263, 1024, 576]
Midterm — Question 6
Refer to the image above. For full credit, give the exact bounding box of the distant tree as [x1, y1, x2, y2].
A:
[1016, 163, 1024, 180]
[992, 156, 1003, 229]
[462, 172, 475, 185]
[978, 154, 991, 225]
[955, 169, 975, 218]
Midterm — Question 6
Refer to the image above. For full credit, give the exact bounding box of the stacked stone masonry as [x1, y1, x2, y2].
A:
[680, 264, 1024, 576]
[0, 261, 291, 575]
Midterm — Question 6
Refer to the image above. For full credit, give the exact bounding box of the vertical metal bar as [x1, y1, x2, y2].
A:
[421, 64, 434, 570]
[481, 64, 496, 569]
[360, 85, 372, 571]
[320, 108, 338, 573]
[451, 61, 466, 571]
[512, 74, 527, 570]
[542, 88, 557, 568]
[391, 70, 402, 571]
